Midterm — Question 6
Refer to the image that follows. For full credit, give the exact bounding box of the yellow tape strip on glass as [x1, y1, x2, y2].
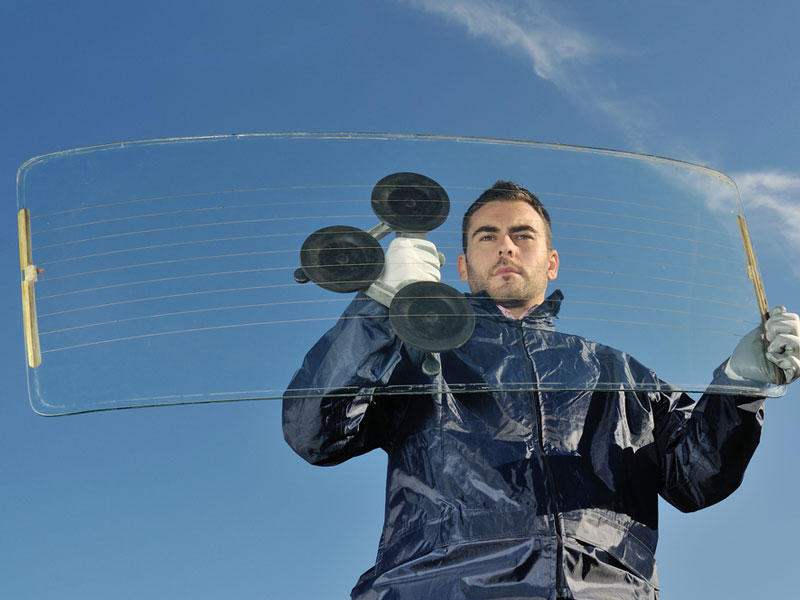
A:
[18, 209, 42, 368]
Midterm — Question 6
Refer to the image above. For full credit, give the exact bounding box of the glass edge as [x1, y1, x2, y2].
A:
[30, 394, 272, 417]
[30, 381, 783, 417]
[15, 131, 737, 189]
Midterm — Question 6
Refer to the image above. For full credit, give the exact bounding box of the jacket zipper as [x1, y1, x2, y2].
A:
[517, 323, 570, 599]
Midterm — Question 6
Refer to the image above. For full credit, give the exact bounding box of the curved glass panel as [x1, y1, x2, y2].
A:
[16, 133, 779, 415]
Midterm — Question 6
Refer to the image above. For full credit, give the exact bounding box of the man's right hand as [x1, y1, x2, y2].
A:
[378, 237, 442, 290]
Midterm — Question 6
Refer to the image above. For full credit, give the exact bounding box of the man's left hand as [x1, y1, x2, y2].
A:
[764, 306, 800, 383]
[725, 306, 800, 384]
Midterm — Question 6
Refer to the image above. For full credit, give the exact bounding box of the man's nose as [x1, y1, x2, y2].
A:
[498, 235, 516, 255]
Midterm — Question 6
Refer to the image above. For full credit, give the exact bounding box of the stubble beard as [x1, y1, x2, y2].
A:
[465, 259, 546, 309]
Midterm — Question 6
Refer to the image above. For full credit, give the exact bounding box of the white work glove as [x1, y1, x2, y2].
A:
[724, 306, 800, 384]
[377, 237, 442, 290]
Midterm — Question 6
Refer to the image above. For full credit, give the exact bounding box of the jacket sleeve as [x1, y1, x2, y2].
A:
[652, 362, 767, 512]
[282, 293, 415, 466]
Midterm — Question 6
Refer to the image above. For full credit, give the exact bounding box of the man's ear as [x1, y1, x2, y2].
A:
[457, 253, 469, 282]
[547, 249, 559, 281]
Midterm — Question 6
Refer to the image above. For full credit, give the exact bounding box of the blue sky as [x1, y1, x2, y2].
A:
[3, 1, 800, 598]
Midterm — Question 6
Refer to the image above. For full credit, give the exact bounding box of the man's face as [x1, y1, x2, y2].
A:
[457, 200, 559, 315]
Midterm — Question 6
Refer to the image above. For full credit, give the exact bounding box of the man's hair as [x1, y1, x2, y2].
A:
[461, 181, 552, 253]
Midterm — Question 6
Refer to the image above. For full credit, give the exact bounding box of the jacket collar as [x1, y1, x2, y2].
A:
[466, 289, 563, 329]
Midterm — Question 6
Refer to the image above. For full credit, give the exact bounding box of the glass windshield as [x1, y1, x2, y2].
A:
[17, 133, 778, 415]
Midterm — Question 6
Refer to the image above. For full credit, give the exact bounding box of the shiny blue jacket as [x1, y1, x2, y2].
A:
[282, 290, 765, 600]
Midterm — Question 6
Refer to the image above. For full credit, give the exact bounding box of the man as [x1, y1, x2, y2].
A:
[283, 181, 800, 600]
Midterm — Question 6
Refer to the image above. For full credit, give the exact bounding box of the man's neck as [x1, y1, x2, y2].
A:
[497, 303, 540, 320]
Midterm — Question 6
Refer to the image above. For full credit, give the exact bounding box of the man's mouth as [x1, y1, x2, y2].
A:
[493, 265, 520, 276]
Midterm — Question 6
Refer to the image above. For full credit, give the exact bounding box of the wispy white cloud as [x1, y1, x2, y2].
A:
[404, 0, 652, 150]
[408, 0, 593, 84]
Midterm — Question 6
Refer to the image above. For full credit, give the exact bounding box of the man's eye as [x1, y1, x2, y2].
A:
[479, 235, 495, 241]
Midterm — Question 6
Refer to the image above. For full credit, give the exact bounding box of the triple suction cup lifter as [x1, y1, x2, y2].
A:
[295, 172, 475, 374]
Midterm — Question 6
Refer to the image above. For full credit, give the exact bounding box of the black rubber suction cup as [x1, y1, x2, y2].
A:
[371, 172, 449, 232]
[299, 225, 385, 293]
[389, 281, 475, 353]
